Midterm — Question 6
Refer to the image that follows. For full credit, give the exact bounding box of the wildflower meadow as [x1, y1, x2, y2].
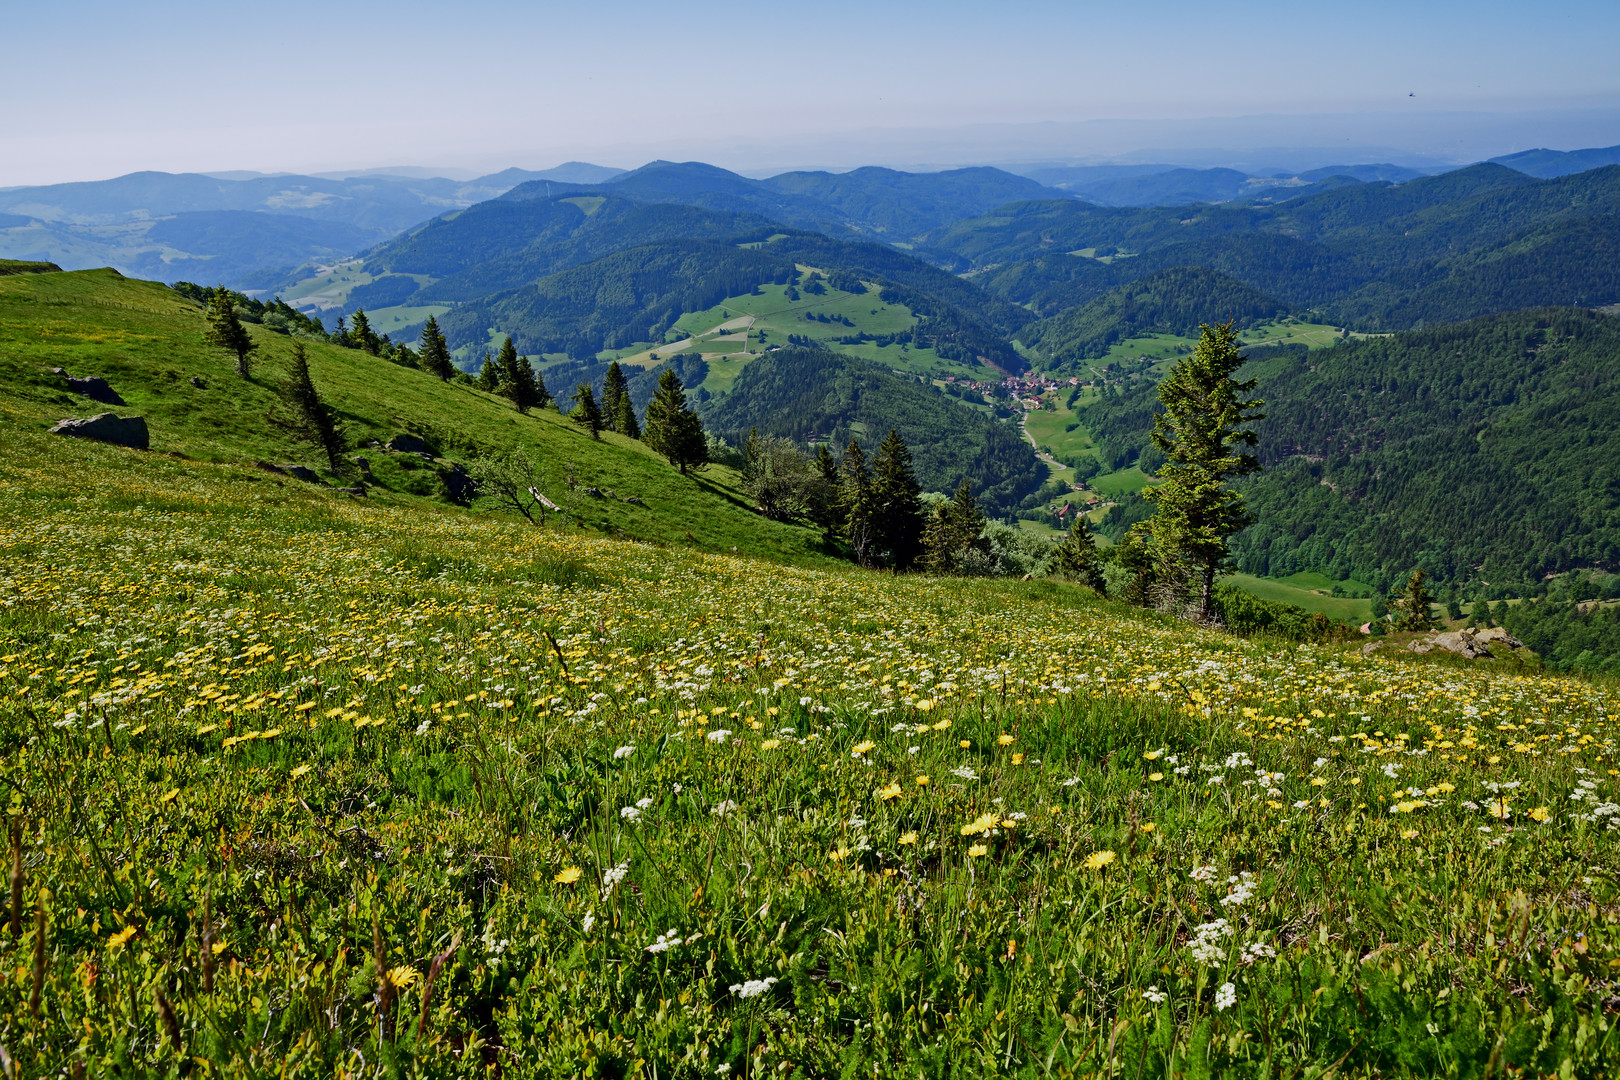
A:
[3, 435, 1619, 1076]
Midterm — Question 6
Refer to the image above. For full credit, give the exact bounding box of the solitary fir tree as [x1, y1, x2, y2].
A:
[1056, 516, 1108, 593]
[271, 341, 345, 472]
[1141, 321, 1264, 622]
[418, 316, 456, 381]
[1396, 569, 1439, 632]
[600, 362, 630, 432]
[205, 287, 257, 378]
[570, 383, 604, 439]
[870, 429, 924, 571]
[349, 309, 381, 355]
[475, 349, 498, 392]
[642, 368, 708, 473]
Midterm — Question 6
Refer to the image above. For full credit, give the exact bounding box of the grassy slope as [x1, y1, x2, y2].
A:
[4, 409, 1620, 1074]
[0, 268, 830, 566]
[1226, 572, 1375, 624]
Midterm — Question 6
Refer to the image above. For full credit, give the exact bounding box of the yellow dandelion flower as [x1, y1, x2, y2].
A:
[1401, 828, 1420, 839]
[1083, 850, 1116, 871]
[877, 782, 903, 801]
[997, 733, 1015, 746]
[554, 866, 582, 884]
[1143, 750, 1162, 760]
[967, 844, 988, 858]
[107, 925, 138, 949]
[915, 775, 930, 787]
[916, 699, 935, 712]
[829, 846, 850, 860]
[387, 966, 419, 989]
[1011, 753, 1026, 765]
[959, 739, 971, 749]
[760, 739, 781, 750]
[898, 831, 918, 846]
[290, 763, 311, 778]
[159, 787, 180, 804]
[851, 740, 876, 757]
[1528, 806, 1551, 822]
[931, 719, 951, 731]
[1140, 822, 1155, 833]
[211, 939, 230, 956]
[294, 701, 317, 712]
[1148, 772, 1164, 782]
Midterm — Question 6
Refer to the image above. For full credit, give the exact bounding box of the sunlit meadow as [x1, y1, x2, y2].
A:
[3, 436, 1619, 1077]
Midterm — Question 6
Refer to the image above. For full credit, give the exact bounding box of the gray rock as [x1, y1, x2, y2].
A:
[621, 495, 645, 505]
[387, 433, 434, 456]
[337, 486, 366, 497]
[254, 461, 288, 475]
[1360, 642, 1383, 655]
[353, 456, 373, 476]
[1426, 626, 1525, 659]
[1473, 627, 1525, 649]
[65, 375, 125, 406]
[582, 487, 605, 498]
[191, 376, 206, 389]
[285, 465, 326, 485]
[50, 413, 148, 449]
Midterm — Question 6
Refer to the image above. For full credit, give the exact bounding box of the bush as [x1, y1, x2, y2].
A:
[1214, 582, 1353, 643]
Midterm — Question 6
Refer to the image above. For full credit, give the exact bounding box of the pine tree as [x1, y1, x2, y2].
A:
[349, 309, 381, 355]
[1396, 569, 1439, 631]
[204, 287, 258, 378]
[615, 394, 641, 439]
[1056, 516, 1107, 593]
[870, 429, 925, 571]
[570, 383, 604, 439]
[475, 349, 498, 391]
[271, 341, 345, 472]
[643, 368, 708, 473]
[418, 315, 456, 381]
[839, 438, 877, 567]
[600, 362, 630, 432]
[1141, 321, 1265, 622]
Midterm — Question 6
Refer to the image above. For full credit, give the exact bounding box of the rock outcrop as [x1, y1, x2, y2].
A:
[51, 367, 127, 405]
[1411, 626, 1526, 659]
[50, 413, 148, 449]
[387, 433, 434, 456]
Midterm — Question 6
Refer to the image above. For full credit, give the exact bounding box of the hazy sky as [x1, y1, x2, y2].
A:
[8, 0, 1620, 184]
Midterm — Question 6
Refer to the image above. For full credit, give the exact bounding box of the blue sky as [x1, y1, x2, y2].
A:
[7, 0, 1620, 183]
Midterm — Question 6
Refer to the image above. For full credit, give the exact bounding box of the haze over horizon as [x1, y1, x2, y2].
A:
[9, 0, 1620, 186]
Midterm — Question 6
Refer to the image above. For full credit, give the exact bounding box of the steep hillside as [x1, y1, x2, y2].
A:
[0, 267, 830, 564]
[758, 166, 1060, 238]
[700, 347, 1044, 513]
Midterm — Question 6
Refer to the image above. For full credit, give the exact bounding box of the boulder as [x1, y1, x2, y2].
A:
[582, 487, 605, 498]
[191, 376, 206, 389]
[337, 486, 367, 497]
[65, 375, 126, 406]
[50, 413, 148, 449]
[285, 465, 326, 485]
[621, 495, 645, 506]
[254, 461, 288, 475]
[387, 433, 434, 456]
[1425, 626, 1525, 659]
[1473, 627, 1525, 649]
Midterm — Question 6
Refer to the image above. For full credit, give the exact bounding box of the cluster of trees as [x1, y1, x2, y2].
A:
[175, 282, 325, 337]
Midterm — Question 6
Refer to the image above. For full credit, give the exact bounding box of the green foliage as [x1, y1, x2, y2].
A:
[347, 308, 381, 355]
[742, 433, 834, 526]
[203, 287, 257, 377]
[701, 347, 1044, 517]
[643, 368, 709, 474]
[1395, 569, 1440, 632]
[599, 361, 630, 433]
[1142, 323, 1264, 621]
[1505, 597, 1620, 674]
[868, 430, 925, 571]
[569, 382, 604, 439]
[269, 341, 346, 473]
[921, 478, 988, 575]
[173, 281, 326, 337]
[1021, 268, 1289, 370]
[1213, 582, 1352, 643]
[417, 315, 456, 381]
[1054, 516, 1107, 592]
[494, 337, 546, 414]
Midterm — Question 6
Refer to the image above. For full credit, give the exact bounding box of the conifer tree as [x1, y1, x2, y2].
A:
[1056, 516, 1107, 592]
[870, 429, 925, 571]
[418, 315, 456, 381]
[840, 438, 876, 567]
[643, 368, 708, 473]
[1395, 569, 1439, 631]
[1142, 321, 1264, 622]
[271, 341, 345, 471]
[615, 394, 641, 439]
[494, 337, 542, 413]
[600, 362, 630, 432]
[570, 383, 604, 439]
[922, 478, 987, 575]
[476, 349, 498, 392]
[205, 287, 257, 378]
[349, 309, 381, 355]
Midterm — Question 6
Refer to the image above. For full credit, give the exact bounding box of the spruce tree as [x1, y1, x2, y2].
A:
[418, 315, 456, 381]
[643, 368, 708, 473]
[922, 478, 987, 575]
[601, 362, 630, 432]
[494, 337, 542, 413]
[349, 309, 381, 355]
[205, 287, 258, 378]
[840, 438, 876, 567]
[615, 394, 641, 439]
[870, 429, 925, 571]
[1396, 569, 1439, 631]
[1141, 321, 1264, 622]
[272, 341, 345, 471]
[1056, 516, 1107, 593]
[476, 349, 498, 392]
[570, 383, 604, 439]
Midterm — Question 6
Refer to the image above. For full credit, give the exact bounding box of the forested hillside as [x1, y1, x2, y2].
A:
[701, 347, 1045, 514]
[1019, 268, 1291, 368]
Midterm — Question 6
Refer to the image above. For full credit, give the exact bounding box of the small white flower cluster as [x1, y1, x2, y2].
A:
[582, 910, 596, 934]
[614, 745, 635, 759]
[711, 800, 739, 816]
[1224, 751, 1253, 769]
[1141, 985, 1168, 1005]
[1381, 763, 1401, 779]
[729, 976, 779, 999]
[1241, 941, 1276, 963]
[414, 719, 432, 735]
[1483, 780, 1521, 792]
[950, 765, 980, 781]
[1188, 918, 1231, 966]
[1190, 864, 1218, 883]
[645, 928, 683, 954]
[619, 796, 655, 821]
[1215, 981, 1237, 1012]
[601, 861, 629, 899]
[1220, 872, 1257, 909]
[706, 729, 732, 744]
